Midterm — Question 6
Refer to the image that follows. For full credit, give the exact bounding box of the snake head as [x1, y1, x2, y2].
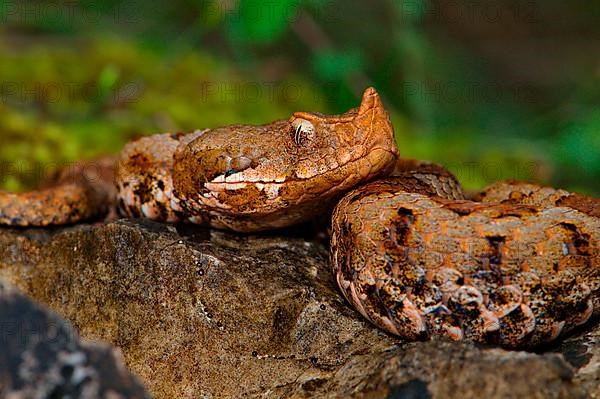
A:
[288, 87, 398, 169]
[172, 87, 399, 231]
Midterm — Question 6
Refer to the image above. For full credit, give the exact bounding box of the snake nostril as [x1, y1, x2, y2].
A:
[225, 156, 253, 177]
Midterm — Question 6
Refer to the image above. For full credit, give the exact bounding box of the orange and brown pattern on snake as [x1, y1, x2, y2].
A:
[476, 180, 600, 218]
[0, 157, 116, 226]
[115, 132, 194, 223]
[167, 87, 398, 231]
[331, 178, 600, 348]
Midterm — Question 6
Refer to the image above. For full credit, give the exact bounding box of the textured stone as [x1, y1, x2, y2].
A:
[0, 281, 149, 398]
[554, 319, 600, 398]
[0, 220, 596, 398]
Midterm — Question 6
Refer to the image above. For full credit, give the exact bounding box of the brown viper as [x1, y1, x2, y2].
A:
[0, 87, 598, 348]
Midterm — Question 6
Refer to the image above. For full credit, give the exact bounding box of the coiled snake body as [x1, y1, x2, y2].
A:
[1, 88, 598, 348]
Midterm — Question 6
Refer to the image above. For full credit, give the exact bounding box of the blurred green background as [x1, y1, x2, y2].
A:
[0, 0, 599, 194]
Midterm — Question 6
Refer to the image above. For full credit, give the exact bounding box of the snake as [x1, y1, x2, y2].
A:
[0, 87, 598, 349]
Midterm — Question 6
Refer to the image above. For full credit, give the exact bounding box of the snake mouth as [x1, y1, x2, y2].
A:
[209, 146, 397, 184]
[207, 142, 398, 186]
[201, 146, 399, 205]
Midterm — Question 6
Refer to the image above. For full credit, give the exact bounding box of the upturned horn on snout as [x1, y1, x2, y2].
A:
[358, 87, 385, 115]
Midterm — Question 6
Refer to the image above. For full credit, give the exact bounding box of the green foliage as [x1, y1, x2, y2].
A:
[1, 0, 599, 195]
[227, 0, 300, 43]
[0, 38, 325, 190]
[553, 109, 600, 194]
[312, 49, 364, 81]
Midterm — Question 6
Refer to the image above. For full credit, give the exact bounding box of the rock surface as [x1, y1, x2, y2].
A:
[554, 319, 600, 398]
[0, 219, 597, 398]
[0, 280, 149, 398]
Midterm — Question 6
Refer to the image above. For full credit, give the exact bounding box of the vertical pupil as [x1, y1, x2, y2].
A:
[295, 125, 303, 145]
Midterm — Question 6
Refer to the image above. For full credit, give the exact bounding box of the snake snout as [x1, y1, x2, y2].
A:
[211, 156, 255, 182]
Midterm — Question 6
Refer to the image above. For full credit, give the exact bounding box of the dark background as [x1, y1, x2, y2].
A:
[1, 0, 599, 194]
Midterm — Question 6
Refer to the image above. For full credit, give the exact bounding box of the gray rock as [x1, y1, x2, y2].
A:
[0, 220, 596, 398]
[554, 319, 600, 398]
[0, 281, 150, 398]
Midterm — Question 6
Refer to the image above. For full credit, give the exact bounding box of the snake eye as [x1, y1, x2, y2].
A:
[291, 119, 315, 145]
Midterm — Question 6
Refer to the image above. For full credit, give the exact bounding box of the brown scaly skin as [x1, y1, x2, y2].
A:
[331, 171, 599, 348]
[477, 180, 600, 318]
[0, 157, 116, 226]
[117, 87, 399, 231]
[476, 180, 600, 218]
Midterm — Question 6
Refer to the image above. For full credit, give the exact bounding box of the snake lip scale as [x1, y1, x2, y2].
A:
[0, 87, 598, 349]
